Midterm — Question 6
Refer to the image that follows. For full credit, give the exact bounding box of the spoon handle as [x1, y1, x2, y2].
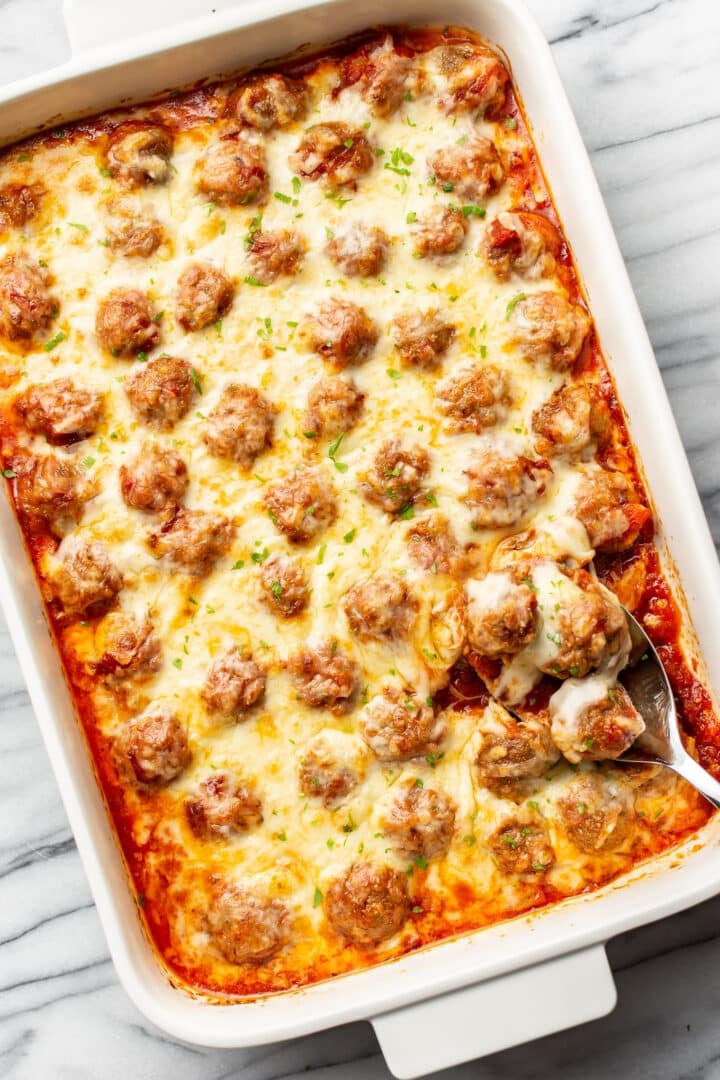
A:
[671, 751, 720, 810]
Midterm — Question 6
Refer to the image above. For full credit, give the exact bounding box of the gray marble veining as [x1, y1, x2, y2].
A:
[0, 1, 719, 1076]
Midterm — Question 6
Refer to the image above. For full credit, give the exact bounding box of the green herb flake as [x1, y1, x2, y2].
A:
[316, 543, 327, 565]
[406, 211, 418, 224]
[343, 528, 356, 543]
[2, 468, 17, 479]
[172, 657, 183, 670]
[461, 204, 486, 218]
[398, 503, 415, 521]
[43, 331, 66, 352]
[313, 886, 323, 908]
[505, 292, 526, 319]
[414, 856, 428, 870]
[505, 116, 519, 130]
[274, 191, 292, 204]
[291, 176, 302, 193]
[328, 432, 348, 473]
[190, 367, 203, 395]
[68, 221, 89, 233]
[244, 275, 267, 287]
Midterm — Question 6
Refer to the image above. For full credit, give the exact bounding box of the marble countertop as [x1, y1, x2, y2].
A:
[1, 0, 719, 1076]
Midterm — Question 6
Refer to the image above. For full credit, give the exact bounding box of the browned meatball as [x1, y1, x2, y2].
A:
[0, 254, 56, 341]
[203, 384, 274, 468]
[360, 439, 430, 514]
[532, 382, 611, 459]
[124, 355, 195, 429]
[383, 781, 456, 860]
[437, 363, 511, 433]
[122, 706, 190, 784]
[148, 507, 234, 575]
[325, 223, 389, 277]
[542, 576, 631, 680]
[205, 882, 289, 964]
[15, 454, 92, 534]
[259, 552, 309, 617]
[550, 680, 644, 763]
[507, 291, 591, 370]
[288, 641, 356, 709]
[304, 375, 364, 439]
[50, 539, 122, 619]
[474, 702, 560, 782]
[575, 467, 651, 553]
[347, 38, 414, 117]
[360, 687, 445, 761]
[0, 182, 43, 230]
[14, 378, 104, 444]
[120, 442, 188, 514]
[290, 123, 374, 188]
[230, 73, 309, 130]
[343, 571, 417, 642]
[185, 773, 263, 839]
[389, 308, 454, 368]
[487, 819, 555, 874]
[482, 211, 562, 281]
[428, 138, 504, 201]
[412, 205, 468, 258]
[246, 228, 305, 284]
[194, 133, 268, 206]
[93, 612, 162, 680]
[96, 288, 160, 357]
[104, 199, 164, 258]
[106, 122, 174, 185]
[557, 770, 635, 853]
[465, 571, 538, 658]
[300, 298, 377, 367]
[431, 43, 509, 117]
[464, 449, 551, 528]
[264, 467, 337, 544]
[324, 861, 409, 945]
[298, 730, 364, 805]
[175, 262, 234, 332]
[406, 512, 465, 576]
[202, 647, 266, 718]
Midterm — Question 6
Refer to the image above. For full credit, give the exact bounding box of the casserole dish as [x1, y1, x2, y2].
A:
[1, 0, 719, 1075]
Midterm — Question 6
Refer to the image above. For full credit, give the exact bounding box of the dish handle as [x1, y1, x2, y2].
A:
[371, 944, 616, 1079]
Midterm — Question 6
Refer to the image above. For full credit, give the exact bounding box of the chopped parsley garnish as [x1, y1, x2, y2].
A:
[313, 887, 323, 908]
[463, 834, 476, 847]
[189, 367, 203, 394]
[343, 138, 355, 148]
[251, 547, 269, 564]
[398, 503, 415, 520]
[68, 222, 89, 233]
[43, 332, 66, 352]
[384, 147, 414, 177]
[505, 292, 526, 318]
[387, 368, 402, 380]
[2, 469, 17, 479]
[414, 856, 428, 870]
[441, 182, 454, 192]
[414, 778, 424, 788]
[81, 456, 95, 470]
[425, 751, 444, 769]
[343, 528, 356, 543]
[270, 581, 283, 598]
[406, 211, 418, 224]
[244, 215, 262, 249]
[291, 176, 302, 193]
[521, 576, 538, 592]
[172, 658, 183, 670]
[546, 630, 562, 647]
[244, 274, 267, 287]
[328, 432, 348, 473]
[505, 117, 519, 130]
[461, 204, 486, 218]
[274, 191, 292, 203]
[231, 560, 245, 570]
[316, 543, 327, 565]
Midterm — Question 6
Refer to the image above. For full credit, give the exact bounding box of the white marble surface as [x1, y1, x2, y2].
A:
[1, 0, 719, 1076]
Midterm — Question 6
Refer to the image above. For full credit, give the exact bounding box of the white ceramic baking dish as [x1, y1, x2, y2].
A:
[1, 0, 719, 1075]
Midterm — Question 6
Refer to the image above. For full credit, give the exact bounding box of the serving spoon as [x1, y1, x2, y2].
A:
[619, 608, 720, 808]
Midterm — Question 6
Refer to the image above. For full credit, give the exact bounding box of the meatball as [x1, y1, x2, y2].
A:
[343, 571, 417, 642]
[465, 571, 538, 658]
[431, 43, 509, 117]
[194, 133, 268, 205]
[412, 204, 468, 258]
[464, 449, 551, 528]
[0, 254, 56, 341]
[574, 467, 651, 553]
[389, 308, 454, 368]
[205, 882, 289, 964]
[148, 507, 234, 575]
[437, 363, 511, 433]
[304, 375, 364, 439]
[93, 612, 162, 680]
[382, 781, 456, 860]
[290, 122, 374, 188]
[14, 378, 104, 444]
[360, 687, 445, 761]
[49, 539, 122, 619]
[487, 819, 555, 874]
[0, 182, 43, 230]
[246, 228, 305, 284]
[543, 577, 630, 680]
[326, 223, 389, 278]
[428, 138, 504, 201]
[406, 512, 465, 576]
[482, 211, 562, 281]
[122, 706, 190, 784]
[106, 122, 173, 185]
[104, 199, 163, 258]
[185, 773, 263, 839]
[346, 37, 414, 117]
[175, 262, 234, 332]
[15, 454, 92, 534]
[507, 291, 591, 371]
[230, 73, 309, 130]
[264, 467, 337, 543]
[202, 647, 266, 718]
[96, 287, 160, 357]
[550, 679, 644, 763]
[557, 770, 635, 853]
[124, 355, 195, 428]
[532, 382, 611, 459]
[203, 384, 274, 468]
[324, 861, 409, 945]
[359, 439, 430, 514]
[259, 551, 309, 617]
[474, 701, 560, 782]
[120, 442, 188, 514]
[300, 298, 377, 367]
[288, 641, 356, 709]
[298, 729, 365, 805]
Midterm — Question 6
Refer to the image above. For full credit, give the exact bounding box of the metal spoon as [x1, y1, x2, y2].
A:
[619, 607, 720, 808]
